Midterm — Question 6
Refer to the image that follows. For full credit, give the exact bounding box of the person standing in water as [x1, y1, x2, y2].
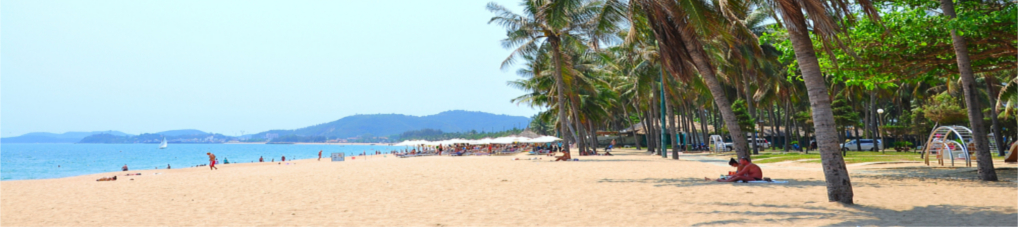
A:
[206, 152, 218, 170]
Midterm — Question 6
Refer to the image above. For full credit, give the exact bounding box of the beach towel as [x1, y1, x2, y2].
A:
[746, 180, 788, 184]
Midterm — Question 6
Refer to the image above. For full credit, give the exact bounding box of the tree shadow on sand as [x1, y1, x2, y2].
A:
[598, 177, 886, 189]
[682, 202, 1017, 227]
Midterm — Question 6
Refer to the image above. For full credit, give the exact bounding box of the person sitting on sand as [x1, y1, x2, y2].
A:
[96, 176, 117, 181]
[167, 164, 171, 169]
[715, 158, 761, 182]
[259, 156, 264, 162]
[122, 164, 128, 171]
[705, 158, 744, 181]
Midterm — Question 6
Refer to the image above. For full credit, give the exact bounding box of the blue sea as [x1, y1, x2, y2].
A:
[0, 143, 403, 181]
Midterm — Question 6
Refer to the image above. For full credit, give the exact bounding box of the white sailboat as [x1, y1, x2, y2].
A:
[159, 138, 168, 149]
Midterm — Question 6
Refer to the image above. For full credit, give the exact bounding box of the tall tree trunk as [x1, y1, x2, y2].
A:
[985, 75, 1005, 156]
[649, 95, 659, 154]
[784, 101, 793, 152]
[640, 110, 652, 152]
[700, 107, 710, 149]
[871, 91, 880, 150]
[625, 103, 642, 150]
[578, 119, 587, 154]
[744, 77, 760, 155]
[549, 37, 575, 159]
[769, 104, 778, 149]
[779, 0, 854, 203]
[668, 103, 678, 155]
[691, 105, 703, 150]
[673, 26, 750, 159]
[589, 122, 596, 152]
[940, 0, 997, 181]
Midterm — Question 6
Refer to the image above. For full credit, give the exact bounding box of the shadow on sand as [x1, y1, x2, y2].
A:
[683, 202, 1017, 226]
[599, 178, 1017, 226]
[598, 177, 888, 189]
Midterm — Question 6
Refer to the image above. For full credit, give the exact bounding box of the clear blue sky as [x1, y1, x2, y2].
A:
[1, 0, 541, 137]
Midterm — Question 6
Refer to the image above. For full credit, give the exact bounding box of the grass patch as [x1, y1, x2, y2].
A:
[743, 151, 924, 164]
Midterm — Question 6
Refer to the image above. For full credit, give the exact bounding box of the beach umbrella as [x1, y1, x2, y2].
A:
[528, 136, 563, 143]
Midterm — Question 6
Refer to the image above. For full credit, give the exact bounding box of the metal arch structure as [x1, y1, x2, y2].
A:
[923, 125, 983, 167]
[709, 135, 727, 153]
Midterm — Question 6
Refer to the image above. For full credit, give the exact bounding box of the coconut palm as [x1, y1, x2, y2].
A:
[937, 0, 997, 181]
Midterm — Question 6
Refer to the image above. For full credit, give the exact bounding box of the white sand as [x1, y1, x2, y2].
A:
[2, 149, 1015, 226]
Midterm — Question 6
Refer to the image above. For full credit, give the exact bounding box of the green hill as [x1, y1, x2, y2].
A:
[250, 110, 530, 142]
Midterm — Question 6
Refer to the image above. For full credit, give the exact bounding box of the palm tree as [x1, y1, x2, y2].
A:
[938, 0, 997, 181]
[766, 0, 884, 204]
[489, 0, 582, 158]
[632, 0, 752, 159]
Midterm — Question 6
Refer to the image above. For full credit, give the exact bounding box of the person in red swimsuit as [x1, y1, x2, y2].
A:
[206, 152, 218, 170]
[717, 158, 761, 182]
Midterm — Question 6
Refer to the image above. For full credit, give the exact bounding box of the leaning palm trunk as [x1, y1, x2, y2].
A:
[779, 1, 854, 203]
[638, 0, 750, 159]
[676, 33, 750, 159]
[939, 0, 997, 181]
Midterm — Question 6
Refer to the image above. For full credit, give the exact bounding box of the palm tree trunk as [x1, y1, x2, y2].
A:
[642, 110, 655, 152]
[668, 103, 677, 155]
[549, 37, 575, 159]
[744, 75, 760, 155]
[624, 103, 642, 150]
[984, 75, 1005, 156]
[784, 101, 793, 152]
[699, 107, 710, 149]
[769, 105, 778, 149]
[589, 121, 599, 152]
[780, 1, 854, 203]
[671, 28, 750, 159]
[691, 106, 701, 149]
[651, 83, 662, 155]
[939, 0, 997, 181]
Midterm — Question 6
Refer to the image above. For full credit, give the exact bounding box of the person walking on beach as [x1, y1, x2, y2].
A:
[282, 155, 286, 162]
[318, 150, 323, 161]
[207, 152, 218, 170]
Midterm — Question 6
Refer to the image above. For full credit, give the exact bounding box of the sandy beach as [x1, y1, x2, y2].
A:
[2, 148, 1015, 227]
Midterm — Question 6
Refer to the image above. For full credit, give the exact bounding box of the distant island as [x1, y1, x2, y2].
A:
[2, 110, 531, 144]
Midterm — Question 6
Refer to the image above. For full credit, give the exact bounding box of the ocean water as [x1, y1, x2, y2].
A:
[0, 143, 403, 181]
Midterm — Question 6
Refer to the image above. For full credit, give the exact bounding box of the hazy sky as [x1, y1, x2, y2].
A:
[1, 0, 541, 137]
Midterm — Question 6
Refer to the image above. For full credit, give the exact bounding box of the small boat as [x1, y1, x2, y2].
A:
[159, 138, 168, 149]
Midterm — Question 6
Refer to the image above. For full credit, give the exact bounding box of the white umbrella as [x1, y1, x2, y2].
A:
[528, 136, 563, 143]
[474, 137, 495, 144]
[492, 136, 528, 144]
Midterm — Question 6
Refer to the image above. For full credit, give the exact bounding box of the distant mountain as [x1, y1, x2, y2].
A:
[5, 111, 530, 144]
[155, 129, 207, 136]
[250, 110, 530, 141]
[1, 131, 131, 143]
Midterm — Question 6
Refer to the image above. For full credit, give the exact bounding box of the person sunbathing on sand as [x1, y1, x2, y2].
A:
[96, 176, 117, 181]
[711, 158, 761, 182]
